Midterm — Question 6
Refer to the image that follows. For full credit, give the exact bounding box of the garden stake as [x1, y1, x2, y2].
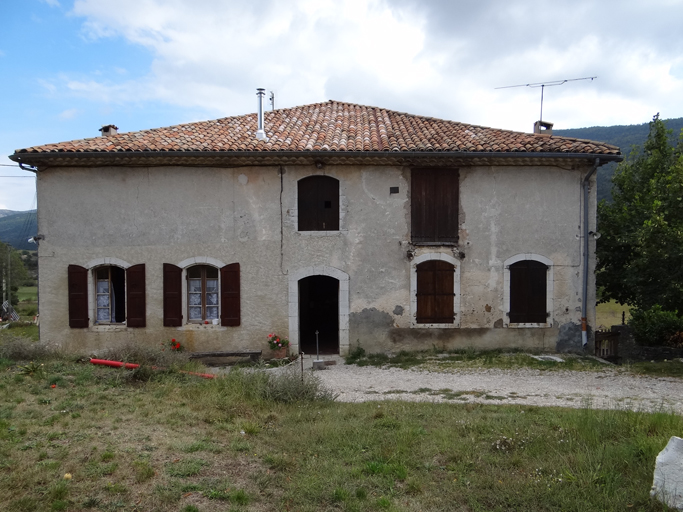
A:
[300, 351, 304, 381]
[316, 330, 320, 361]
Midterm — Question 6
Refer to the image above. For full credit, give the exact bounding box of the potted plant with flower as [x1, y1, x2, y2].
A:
[267, 333, 290, 359]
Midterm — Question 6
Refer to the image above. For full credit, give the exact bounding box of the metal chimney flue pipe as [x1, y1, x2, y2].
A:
[256, 88, 267, 141]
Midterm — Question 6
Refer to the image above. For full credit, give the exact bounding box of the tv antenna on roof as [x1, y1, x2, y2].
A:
[495, 76, 597, 123]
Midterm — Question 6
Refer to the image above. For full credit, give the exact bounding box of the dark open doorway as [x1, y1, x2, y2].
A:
[299, 275, 339, 354]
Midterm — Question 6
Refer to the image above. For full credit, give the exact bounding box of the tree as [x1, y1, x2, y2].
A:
[597, 114, 683, 312]
[0, 241, 29, 307]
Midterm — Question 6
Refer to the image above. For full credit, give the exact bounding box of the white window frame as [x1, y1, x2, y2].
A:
[177, 256, 226, 326]
[503, 253, 553, 328]
[410, 252, 461, 328]
[85, 258, 131, 327]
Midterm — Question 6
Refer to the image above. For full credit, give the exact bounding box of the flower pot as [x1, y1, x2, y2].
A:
[272, 347, 287, 359]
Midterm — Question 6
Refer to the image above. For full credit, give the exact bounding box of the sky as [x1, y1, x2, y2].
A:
[1, 0, 683, 211]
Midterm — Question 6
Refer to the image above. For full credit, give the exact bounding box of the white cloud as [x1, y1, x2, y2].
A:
[56, 0, 683, 131]
[42, 0, 60, 7]
[59, 108, 80, 120]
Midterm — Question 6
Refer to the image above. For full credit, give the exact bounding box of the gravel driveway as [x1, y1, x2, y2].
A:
[297, 356, 683, 414]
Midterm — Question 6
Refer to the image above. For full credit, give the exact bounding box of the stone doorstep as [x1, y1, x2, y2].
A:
[529, 355, 565, 363]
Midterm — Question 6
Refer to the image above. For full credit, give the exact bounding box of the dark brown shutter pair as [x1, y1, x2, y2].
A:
[68, 264, 146, 328]
[163, 262, 240, 327]
[411, 168, 459, 243]
[509, 260, 548, 323]
[416, 260, 454, 324]
[298, 176, 340, 231]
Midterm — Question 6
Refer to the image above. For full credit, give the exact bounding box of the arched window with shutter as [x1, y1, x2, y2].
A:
[410, 253, 461, 328]
[504, 254, 553, 327]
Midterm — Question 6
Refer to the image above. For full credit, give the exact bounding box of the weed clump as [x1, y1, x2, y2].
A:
[0, 337, 59, 362]
[215, 366, 336, 404]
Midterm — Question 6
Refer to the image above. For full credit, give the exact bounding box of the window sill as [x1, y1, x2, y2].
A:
[410, 322, 460, 329]
[411, 242, 458, 247]
[296, 230, 347, 237]
[176, 324, 227, 331]
[506, 323, 552, 328]
[91, 324, 128, 332]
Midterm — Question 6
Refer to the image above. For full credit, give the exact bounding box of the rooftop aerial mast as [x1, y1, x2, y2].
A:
[495, 76, 597, 123]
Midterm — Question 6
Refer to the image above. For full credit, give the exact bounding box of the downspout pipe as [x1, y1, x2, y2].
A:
[581, 157, 600, 348]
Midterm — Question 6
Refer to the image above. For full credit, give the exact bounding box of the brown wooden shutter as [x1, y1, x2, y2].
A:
[126, 264, 146, 328]
[68, 264, 89, 328]
[411, 169, 432, 243]
[221, 263, 240, 326]
[411, 169, 459, 243]
[509, 260, 547, 323]
[434, 169, 459, 243]
[163, 263, 182, 327]
[416, 260, 454, 324]
[298, 176, 339, 231]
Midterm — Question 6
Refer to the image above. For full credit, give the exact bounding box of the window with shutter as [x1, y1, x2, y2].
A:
[411, 168, 459, 244]
[163, 263, 183, 327]
[416, 260, 455, 324]
[509, 260, 548, 323]
[68, 265, 89, 328]
[126, 264, 146, 328]
[298, 176, 340, 231]
[221, 263, 240, 327]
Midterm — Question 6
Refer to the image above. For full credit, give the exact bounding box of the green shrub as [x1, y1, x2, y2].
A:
[628, 305, 683, 347]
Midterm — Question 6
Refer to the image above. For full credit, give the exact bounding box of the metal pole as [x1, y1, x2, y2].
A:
[315, 330, 320, 361]
[300, 351, 304, 381]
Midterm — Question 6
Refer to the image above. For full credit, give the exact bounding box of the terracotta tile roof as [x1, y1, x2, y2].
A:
[14, 100, 620, 156]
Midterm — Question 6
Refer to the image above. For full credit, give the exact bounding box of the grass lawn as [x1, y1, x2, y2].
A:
[17, 286, 37, 303]
[0, 347, 681, 511]
[596, 300, 631, 329]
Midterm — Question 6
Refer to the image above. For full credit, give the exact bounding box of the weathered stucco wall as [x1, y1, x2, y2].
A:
[35, 162, 597, 355]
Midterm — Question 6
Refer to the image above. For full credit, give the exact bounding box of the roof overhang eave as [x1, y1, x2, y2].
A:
[9, 149, 623, 170]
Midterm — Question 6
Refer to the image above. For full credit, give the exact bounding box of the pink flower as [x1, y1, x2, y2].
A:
[278, 343, 281, 347]
[268, 334, 273, 338]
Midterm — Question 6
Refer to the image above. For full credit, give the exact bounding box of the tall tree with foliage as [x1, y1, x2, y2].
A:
[0, 241, 29, 307]
[597, 114, 683, 312]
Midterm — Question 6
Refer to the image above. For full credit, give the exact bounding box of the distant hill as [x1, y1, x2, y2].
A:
[0, 210, 37, 250]
[554, 117, 683, 203]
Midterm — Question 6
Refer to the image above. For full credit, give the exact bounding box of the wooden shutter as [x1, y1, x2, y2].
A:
[126, 264, 146, 328]
[221, 263, 240, 327]
[68, 264, 89, 328]
[416, 260, 454, 323]
[163, 263, 182, 327]
[411, 168, 459, 243]
[434, 169, 459, 243]
[509, 260, 547, 323]
[298, 176, 339, 231]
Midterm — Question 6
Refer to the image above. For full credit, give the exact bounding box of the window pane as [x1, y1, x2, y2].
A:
[206, 279, 218, 292]
[97, 280, 109, 294]
[206, 306, 218, 319]
[97, 308, 110, 322]
[187, 266, 202, 278]
[205, 266, 218, 279]
[189, 306, 202, 320]
[206, 292, 218, 305]
[189, 293, 202, 306]
[97, 294, 110, 308]
[189, 279, 202, 293]
[96, 267, 109, 280]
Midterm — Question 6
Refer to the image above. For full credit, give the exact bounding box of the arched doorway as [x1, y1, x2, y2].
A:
[298, 275, 339, 354]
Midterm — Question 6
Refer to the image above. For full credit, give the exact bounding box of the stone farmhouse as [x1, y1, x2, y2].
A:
[10, 97, 621, 356]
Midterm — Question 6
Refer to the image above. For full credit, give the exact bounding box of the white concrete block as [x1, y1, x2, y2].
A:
[651, 436, 683, 510]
